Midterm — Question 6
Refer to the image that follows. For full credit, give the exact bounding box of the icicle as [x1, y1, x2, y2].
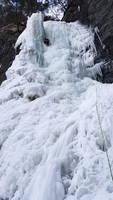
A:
[15, 12, 45, 66]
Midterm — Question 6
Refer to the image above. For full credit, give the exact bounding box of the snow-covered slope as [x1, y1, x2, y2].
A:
[0, 13, 113, 200]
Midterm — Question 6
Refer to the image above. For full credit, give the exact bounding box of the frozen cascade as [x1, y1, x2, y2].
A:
[0, 13, 113, 200]
[15, 13, 45, 66]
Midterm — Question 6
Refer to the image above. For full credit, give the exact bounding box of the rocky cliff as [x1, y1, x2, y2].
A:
[0, 25, 22, 84]
[63, 0, 113, 83]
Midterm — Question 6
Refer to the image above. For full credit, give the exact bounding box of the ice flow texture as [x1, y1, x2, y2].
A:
[0, 13, 113, 200]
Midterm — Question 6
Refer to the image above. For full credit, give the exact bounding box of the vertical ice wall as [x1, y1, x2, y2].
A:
[15, 13, 45, 66]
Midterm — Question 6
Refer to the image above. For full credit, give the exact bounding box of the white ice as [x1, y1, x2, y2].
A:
[0, 13, 113, 200]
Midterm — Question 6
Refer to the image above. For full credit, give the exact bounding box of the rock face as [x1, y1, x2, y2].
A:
[63, 0, 88, 24]
[0, 23, 26, 85]
[0, 25, 21, 84]
[63, 0, 113, 83]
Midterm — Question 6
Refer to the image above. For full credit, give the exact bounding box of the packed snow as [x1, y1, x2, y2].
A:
[0, 12, 113, 200]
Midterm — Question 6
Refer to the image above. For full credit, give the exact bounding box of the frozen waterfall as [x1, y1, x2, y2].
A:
[0, 13, 113, 200]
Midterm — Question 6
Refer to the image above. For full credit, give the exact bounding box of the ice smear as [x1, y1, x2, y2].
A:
[0, 13, 113, 200]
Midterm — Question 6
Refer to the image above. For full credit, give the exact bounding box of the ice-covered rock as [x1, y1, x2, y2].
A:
[0, 12, 113, 200]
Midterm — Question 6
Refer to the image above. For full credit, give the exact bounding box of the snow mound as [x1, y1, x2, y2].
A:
[0, 12, 113, 200]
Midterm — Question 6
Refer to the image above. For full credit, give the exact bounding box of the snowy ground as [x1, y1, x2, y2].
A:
[0, 13, 113, 200]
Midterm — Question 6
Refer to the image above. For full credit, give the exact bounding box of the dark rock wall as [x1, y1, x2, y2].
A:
[63, 0, 113, 83]
[63, 0, 88, 23]
[88, 0, 113, 59]
[0, 25, 23, 84]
